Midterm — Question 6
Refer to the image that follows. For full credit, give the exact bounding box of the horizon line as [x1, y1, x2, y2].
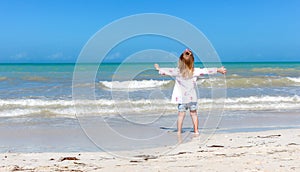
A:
[1, 61, 300, 64]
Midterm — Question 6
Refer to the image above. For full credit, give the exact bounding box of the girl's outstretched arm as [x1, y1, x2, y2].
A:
[154, 64, 160, 71]
[217, 66, 227, 74]
[154, 64, 179, 77]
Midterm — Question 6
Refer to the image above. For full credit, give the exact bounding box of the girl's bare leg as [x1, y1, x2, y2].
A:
[190, 110, 199, 134]
[177, 111, 186, 134]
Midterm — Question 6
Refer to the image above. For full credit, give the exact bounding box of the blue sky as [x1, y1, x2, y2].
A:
[0, 0, 299, 63]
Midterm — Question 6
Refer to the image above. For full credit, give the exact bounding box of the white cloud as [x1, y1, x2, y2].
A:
[11, 52, 28, 59]
[105, 52, 121, 60]
[48, 52, 64, 59]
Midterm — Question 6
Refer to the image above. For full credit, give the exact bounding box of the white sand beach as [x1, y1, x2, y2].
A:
[1, 128, 299, 172]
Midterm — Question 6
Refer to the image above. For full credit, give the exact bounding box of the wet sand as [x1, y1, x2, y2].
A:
[1, 110, 299, 153]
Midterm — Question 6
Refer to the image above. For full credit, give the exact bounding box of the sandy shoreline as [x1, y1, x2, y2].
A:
[1, 128, 300, 172]
[2, 110, 300, 153]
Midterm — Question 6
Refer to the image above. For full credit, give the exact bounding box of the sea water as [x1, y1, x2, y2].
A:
[1, 62, 300, 118]
[0, 62, 300, 152]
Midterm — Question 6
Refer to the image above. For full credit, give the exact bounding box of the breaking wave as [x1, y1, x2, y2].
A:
[1, 95, 299, 117]
[98, 76, 300, 90]
[99, 80, 173, 90]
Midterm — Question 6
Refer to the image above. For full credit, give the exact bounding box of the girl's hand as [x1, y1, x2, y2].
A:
[217, 66, 227, 74]
[154, 64, 160, 71]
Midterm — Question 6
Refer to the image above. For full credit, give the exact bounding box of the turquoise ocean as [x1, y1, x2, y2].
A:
[1, 62, 300, 117]
[0, 62, 300, 152]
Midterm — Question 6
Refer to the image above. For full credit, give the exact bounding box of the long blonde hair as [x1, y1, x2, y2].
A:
[178, 50, 194, 78]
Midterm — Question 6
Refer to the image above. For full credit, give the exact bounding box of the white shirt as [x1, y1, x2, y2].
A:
[158, 68, 217, 104]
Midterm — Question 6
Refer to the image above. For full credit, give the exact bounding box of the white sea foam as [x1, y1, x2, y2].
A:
[0, 109, 40, 117]
[99, 80, 172, 90]
[0, 95, 300, 118]
[287, 77, 300, 83]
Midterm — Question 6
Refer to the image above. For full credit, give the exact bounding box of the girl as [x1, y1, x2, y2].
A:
[154, 49, 226, 134]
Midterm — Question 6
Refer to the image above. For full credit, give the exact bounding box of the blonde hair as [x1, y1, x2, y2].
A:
[178, 51, 194, 78]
